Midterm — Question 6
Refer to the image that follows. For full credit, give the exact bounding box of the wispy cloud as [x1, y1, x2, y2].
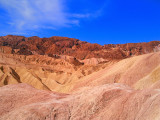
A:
[0, 0, 104, 31]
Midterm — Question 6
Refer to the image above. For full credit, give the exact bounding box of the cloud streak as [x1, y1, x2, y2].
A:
[0, 0, 104, 31]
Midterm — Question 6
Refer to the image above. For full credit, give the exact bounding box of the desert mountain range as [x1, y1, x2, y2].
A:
[0, 35, 160, 119]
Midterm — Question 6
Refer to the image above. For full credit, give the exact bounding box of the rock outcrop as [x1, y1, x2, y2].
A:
[0, 35, 159, 60]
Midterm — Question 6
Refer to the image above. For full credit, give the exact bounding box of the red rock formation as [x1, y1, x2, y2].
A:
[0, 35, 159, 60]
[0, 46, 13, 54]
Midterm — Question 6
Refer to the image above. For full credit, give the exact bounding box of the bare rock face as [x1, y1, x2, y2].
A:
[1, 83, 160, 120]
[0, 35, 159, 60]
[0, 46, 13, 54]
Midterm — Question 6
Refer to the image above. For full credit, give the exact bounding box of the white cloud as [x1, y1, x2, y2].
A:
[71, 13, 91, 18]
[0, 0, 103, 31]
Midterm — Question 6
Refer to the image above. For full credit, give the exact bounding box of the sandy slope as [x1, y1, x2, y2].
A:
[1, 83, 160, 120]
[0, 51, 160, 93]
[72, 52, 160, 92]
[0, 52, 108, 92]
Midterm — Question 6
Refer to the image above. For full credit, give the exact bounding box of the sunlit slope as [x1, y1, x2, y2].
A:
[0, 49, 160, 93]
[135, 65, 160, 89]
[72, 52, 160, 91]
[1, 83, 160, 120]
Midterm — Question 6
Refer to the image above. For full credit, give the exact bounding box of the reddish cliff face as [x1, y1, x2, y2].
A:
[0, 35, 159, 60]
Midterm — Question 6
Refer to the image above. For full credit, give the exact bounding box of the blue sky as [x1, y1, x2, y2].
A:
[0, 0, 160, 45]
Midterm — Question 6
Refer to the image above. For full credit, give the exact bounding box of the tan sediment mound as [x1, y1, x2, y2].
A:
[0, 52, 108, 92]
[72, 52, 160, 92]
[1, 51, 160, 93]
[80, 57, 108, 65]
[0, 83, 160, 120]
[135, 64, 160, 89]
